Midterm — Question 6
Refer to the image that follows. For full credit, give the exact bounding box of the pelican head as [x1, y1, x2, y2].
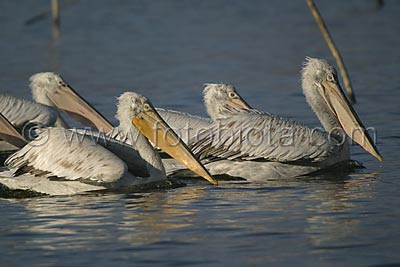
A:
[29, 72, 113, 132]
[203, 83, 251, 120]
[301, 57, 382, 161]
[115, 92, 149, 127]
[118, 92, 217, 185]
[30, 72, 65, 106]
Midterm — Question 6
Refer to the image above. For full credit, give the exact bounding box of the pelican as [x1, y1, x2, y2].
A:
[0, 73, 82, 154]
[0, 73, 63, 154]
[155, 83, 251, 144]
[186, 57, 382, 180]
[0, 73, 75, 130]
[0, 72, 112, 159]
[1, 72, 114, 133]
[0, 92, 217, 196]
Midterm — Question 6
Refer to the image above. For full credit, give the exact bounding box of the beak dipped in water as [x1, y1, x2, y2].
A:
[132, 103, 218, 185]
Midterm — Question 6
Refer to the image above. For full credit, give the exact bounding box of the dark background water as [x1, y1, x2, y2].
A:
[0, 1, 399, 266]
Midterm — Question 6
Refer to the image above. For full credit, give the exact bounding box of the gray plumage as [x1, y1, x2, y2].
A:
[0, 94, 58, 128]
[0, 72, 73, 131]
[156, 108, 211, 144]
[191, 109, 340, 164]
[155, 83, 249, 147]
[177, 58, 373, 180]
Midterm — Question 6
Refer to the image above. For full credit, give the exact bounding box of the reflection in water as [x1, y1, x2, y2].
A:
[48, 37, 62, 73]
[0, 170, 383, 265]
[118, 188, 205, 244]
[4, 187, 206, 251]
[303, 172, 378, 250]
[52, 25, 60, 41]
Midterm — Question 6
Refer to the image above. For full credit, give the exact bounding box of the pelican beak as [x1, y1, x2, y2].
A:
[226, 96, 252, 110]
[0, 113, 26, 148]
[46, 85, 114, 132]
[319, 80, 383, 161]
[132, 105, 218, 185]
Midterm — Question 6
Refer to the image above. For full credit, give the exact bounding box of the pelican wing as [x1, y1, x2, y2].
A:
[5, 128, 127, 184]
[72, 127, 150, 178]
[156, 108, 211, 144]
[191, 111, 339, 163]
[0, 94, 58, 128]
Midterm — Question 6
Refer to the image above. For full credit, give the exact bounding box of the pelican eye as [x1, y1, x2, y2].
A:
[58, 80, 66, 87]
[228, 92, 237, 98]
[327, 74, 335, 82]
[143, 103, 151, 111]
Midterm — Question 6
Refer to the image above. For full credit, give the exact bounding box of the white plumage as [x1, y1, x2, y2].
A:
[5, 127, 128, 183]
[1, 90, 217, 195]
[0, 93, 169, 195]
